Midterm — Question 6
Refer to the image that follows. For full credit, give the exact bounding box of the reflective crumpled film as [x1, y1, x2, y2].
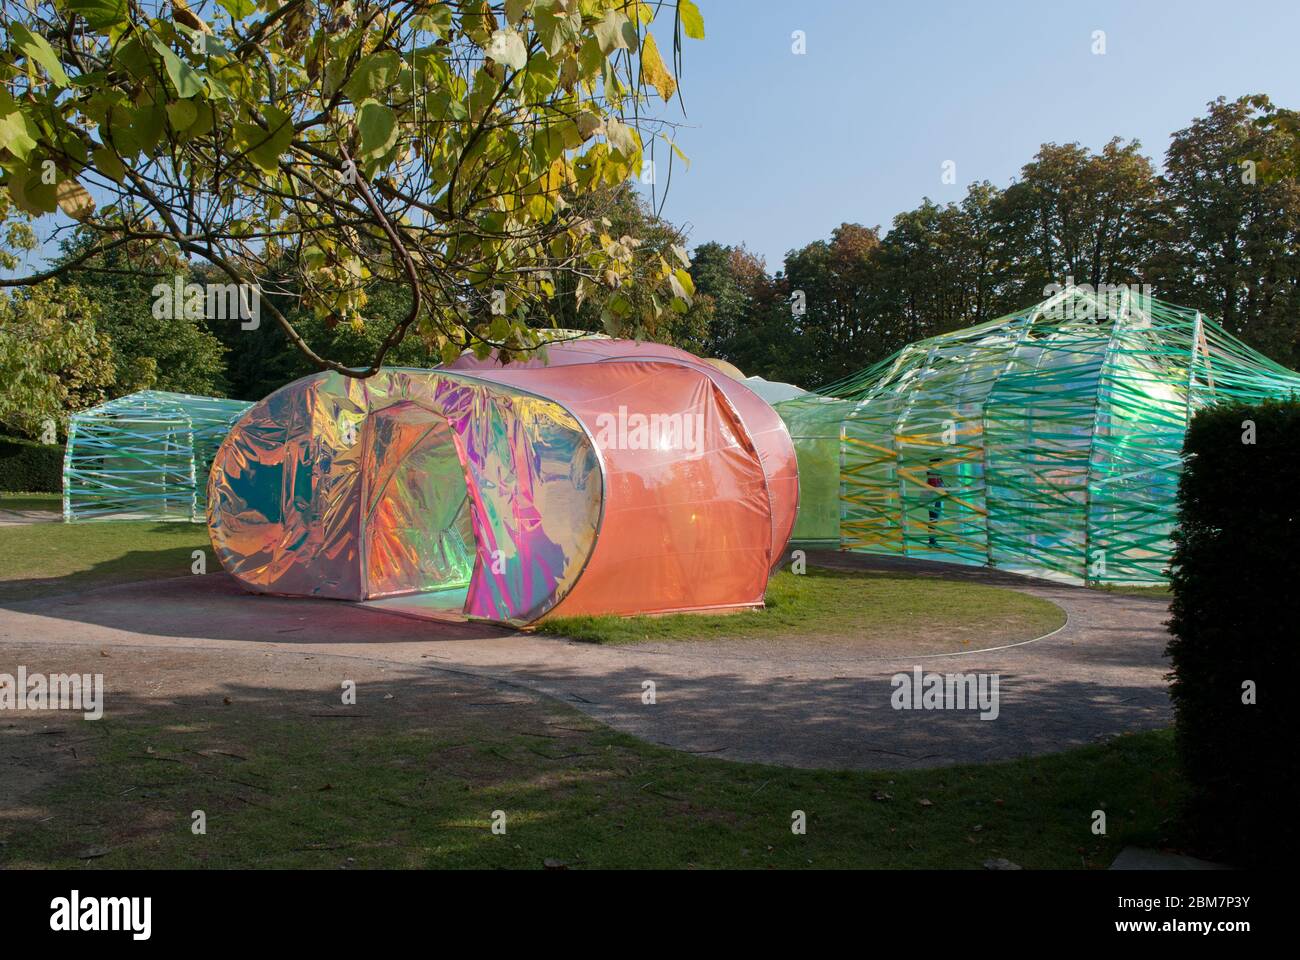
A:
[209, 349, 799, 626]
[361, 405, 474, 598]
[450, 338, 800, 570]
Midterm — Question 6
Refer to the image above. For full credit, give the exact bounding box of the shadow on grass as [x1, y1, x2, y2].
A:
[0, 525, 212, 602]
[0, 659, 1188, 870]
[0, 545, 1175, 775]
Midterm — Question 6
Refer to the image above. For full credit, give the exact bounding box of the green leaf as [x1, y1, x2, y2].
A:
[578, 35, 604, 81]
[413, 4, 453, 38]
[187, 30, 232, 59]
[534, 2, 580, 58]
[2, 160, 58, 215]
[92, 144, 127, 183]
[0, 90, 40, 162]
[670, 267, 695, 303]
[65, 0, 128, 30]
[484, 29, 528, 71]
[217, 0, 256, 19]
[9, 24, 70, 87]
[425, 90, 468, 122]
[203, 72, 235, 101]
[531, 122, 567, 164]
[111, 100, 166, 157]
[460, 1, 497, 47]
[342, 51, 401, 103]
[234, 106, 293, 174]
[166, 100, 198, 131]
[440, 340, 462, 365]
[357, 100, 397, 159]
[678, 0, 705, 40]
[505, 0, 531, 26]
[113, 36, 152, 82]
[151, 39, 206, 98]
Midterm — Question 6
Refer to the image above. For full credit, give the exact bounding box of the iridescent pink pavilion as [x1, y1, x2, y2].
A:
[207, 338, 798, 626]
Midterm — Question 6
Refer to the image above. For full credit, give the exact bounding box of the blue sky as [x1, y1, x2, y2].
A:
[647, 0, 1300, 271]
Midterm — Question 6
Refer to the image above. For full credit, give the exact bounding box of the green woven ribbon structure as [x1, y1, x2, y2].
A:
[63, 390, 253, 522]
[776, 286, 1300, 584]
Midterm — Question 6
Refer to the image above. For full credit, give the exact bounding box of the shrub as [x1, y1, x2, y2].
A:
[1167, 400, 1300, 867]
[0, 435, 63, 493]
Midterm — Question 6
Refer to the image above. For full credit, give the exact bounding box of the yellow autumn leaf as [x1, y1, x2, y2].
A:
[55, 178, 95, 220]
[173, 0, 211, 35]
[540, 158, 568, 195]
[575, 111, 603, 141]
[640, 32, 676, 102]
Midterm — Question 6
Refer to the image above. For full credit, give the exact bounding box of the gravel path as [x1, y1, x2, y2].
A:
[0, 509, 59, 527]
[0, 552, 1172, 770]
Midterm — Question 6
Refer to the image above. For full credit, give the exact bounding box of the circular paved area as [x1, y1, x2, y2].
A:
[0, 508, 59, 527]
[0, 551, 1171, 770]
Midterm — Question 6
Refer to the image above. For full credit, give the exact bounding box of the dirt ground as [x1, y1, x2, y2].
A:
[0, 558, 1172, 770]
[0, 551, 1178, 869]
[0, 639, 589, 865]
[0, 638, 555, 802]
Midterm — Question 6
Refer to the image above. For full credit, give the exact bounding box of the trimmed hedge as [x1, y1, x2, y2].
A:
[0, 435, 63, 493]
[1167, 400, 1299, 867]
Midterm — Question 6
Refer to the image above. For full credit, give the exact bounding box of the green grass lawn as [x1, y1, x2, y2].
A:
[0, 517, 212, 600]
[0, 509, 1179, 870]
[0, 696, 1182, 870]
[540, 567, 1066, 647]
[1, 516, 1065, 654]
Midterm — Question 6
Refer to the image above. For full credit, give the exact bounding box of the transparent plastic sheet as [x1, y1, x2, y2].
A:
[208, 370, 601, 624]
[209, 358, 796, 625]
[63, 390, 253, 522]
[469, 361, 776, 619]
[361, 406, 474, 598]
[802, 288, 1300, 584]
[450, 338, 800, 571]
[774, 396, 852, 543]
[445, 336, 703, 372]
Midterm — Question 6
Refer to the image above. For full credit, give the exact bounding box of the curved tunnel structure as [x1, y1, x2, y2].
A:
[208, 341, 798, 626]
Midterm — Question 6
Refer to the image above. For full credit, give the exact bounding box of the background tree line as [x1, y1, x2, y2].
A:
[694, 95, 1300, 388]
[3, 94, 1298, 440]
